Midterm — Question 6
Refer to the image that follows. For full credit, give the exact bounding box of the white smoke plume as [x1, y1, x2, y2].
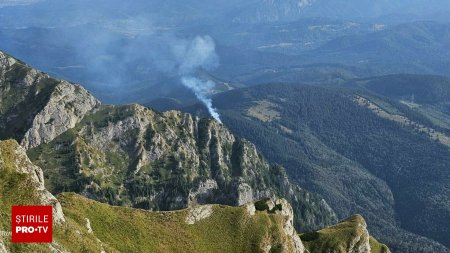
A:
[181, 77, 221, 123]
[172, 35, 222, 123]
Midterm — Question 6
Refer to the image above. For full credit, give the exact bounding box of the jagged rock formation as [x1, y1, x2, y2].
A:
[0, 51, 100, 149]
[28, 104, 337, 230]
[0, 143, 365, 253]
[256, 198, 306, 253]
[0, 140, 65, 224]
[0, 137, 390, 253]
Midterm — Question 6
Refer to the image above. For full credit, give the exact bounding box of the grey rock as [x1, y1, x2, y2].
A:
[0, 140, 65, 224]
[21, 81, 100, 149]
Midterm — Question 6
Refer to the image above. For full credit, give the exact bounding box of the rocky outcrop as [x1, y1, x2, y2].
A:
[188, 179, 218, 205]
[0, 51, 99, 149]
[0, 51, 16, 72]
[21, 81, 100, 149]
[347, 215, 371, 253]
[273, 199, 305, 253]
[27, 103, 337, 232]
[185, 205, 214, 225]
[0, 140, 65, 224]
[301, 214, 391, 253]
[31, 104, 278, 209]
[256, 198, 305, 253]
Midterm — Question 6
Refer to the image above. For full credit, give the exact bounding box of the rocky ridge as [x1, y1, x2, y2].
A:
[0, 140, 387, 252]
[28, 104, 337, 231]
[0, 51, 100, 150]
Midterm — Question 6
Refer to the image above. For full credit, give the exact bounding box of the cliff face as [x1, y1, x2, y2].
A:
[0, 51, 100, 149]
[27, 104, 337, 230]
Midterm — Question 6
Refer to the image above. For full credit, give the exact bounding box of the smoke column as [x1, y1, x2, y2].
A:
[181, 77, 221, 123]
[173, 35, 222, 123]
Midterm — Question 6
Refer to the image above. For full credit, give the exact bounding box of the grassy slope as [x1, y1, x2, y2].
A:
[57, 193, 290, 253]
[301, 215, 390, 253]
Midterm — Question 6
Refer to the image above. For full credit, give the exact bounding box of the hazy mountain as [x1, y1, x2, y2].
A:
[1, 1, 449, 105]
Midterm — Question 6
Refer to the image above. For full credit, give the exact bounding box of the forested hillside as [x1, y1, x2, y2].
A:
[212, 83, 450, 252]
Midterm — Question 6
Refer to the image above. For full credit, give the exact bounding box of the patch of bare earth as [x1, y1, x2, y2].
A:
[355, 96, 450, 148]
[247, 100, 281, 122]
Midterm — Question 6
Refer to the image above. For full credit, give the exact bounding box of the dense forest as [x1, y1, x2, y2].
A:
[211, 83, 450, 252]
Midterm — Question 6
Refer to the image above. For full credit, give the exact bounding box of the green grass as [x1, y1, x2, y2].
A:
[0, 140, 55, 252]
[300, 215, 389, 253]
[56, 193, 294, 253]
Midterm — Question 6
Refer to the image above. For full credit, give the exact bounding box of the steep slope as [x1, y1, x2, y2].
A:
[0, 51, 100, 149]
[212, 83, 450, 252]
[0, 139, 65, 226]
[301, 215, 390, 253]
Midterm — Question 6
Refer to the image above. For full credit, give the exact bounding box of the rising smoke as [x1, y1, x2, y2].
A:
[181, 77, 222, 123]
[172, 35, 222, 123]
[0, 1, 223, 123]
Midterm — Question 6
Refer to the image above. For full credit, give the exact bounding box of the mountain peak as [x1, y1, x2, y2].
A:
[0, 51, 100, 149]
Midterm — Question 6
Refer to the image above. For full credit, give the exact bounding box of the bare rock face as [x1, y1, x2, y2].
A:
[237, 182, 254, 206]
[188, 179, 219, 206]
[257, 198, 305, 253]
[0, 140, 65, 224]
[347, 215, 371, 253]
[185, 205, 214, 225]
[21, 81, 100, 149]
[0, 51, 100, 150]
[0, 51, 16, 71]
[275, 198, 305, 253]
